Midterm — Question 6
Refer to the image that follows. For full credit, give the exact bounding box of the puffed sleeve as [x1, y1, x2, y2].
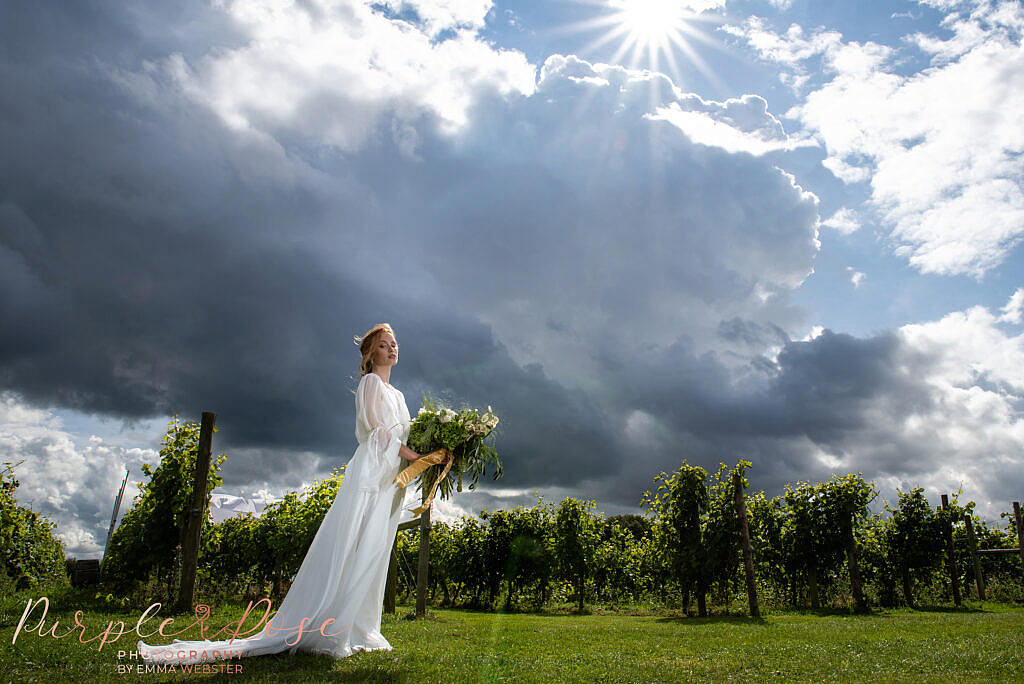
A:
[356, 374, 403, 477]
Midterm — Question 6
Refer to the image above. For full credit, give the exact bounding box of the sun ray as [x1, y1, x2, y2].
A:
[576, 22, 632, 57]
[666, 31, 729, 94]
[660, 37, 684, 87]
[607, 34, 638, 67]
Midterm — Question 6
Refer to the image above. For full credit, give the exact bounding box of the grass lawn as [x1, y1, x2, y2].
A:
[2, 590, 1023, 682]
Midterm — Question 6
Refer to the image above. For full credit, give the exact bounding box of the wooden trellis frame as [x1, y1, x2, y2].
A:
[960, 500, 1023, 602]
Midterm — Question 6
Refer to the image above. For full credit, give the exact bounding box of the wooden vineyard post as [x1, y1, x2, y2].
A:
[416, 489, 431, 617]
[385, 519, 420, 614]
[940, 494, 962, 607]
[176, 412, 215, 614]
[964, 514, 986, 601]
[384, 540, 398, 615]
[807, 565, 819, 609]
[1015, 502, 1024, 580]
[842, 512, 868, 614]
[732, 472, 760, 618]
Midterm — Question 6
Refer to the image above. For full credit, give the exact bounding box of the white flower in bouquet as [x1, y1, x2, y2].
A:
[405, 394, 502, 500]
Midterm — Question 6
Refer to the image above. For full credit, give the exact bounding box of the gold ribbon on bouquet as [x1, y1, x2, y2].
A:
[393, 449, 452, 515]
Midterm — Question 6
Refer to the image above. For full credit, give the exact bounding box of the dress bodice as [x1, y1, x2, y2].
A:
[355, 372, 411, 446]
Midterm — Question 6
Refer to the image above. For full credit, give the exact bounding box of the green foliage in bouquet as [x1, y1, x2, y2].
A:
[406, 395, 502, 500]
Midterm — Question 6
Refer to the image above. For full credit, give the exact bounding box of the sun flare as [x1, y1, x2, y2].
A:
[616, 0, 688, 44]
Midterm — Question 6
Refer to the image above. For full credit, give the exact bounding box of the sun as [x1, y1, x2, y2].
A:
[615, 0, 688, 44]
[560, 0, 724, 89]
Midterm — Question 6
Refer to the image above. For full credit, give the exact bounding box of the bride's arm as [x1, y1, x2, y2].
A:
[357, 376, 431, 463]
[398, 444, 421, 462]
[359, 374, 411, 466]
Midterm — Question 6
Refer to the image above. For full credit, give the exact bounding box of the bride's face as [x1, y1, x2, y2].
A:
[371, 332, 398, 369]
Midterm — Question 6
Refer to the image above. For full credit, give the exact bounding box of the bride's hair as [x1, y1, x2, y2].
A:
[353, 323, 395, 376]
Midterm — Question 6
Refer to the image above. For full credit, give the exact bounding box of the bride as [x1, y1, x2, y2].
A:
[137, 323, 443, 664]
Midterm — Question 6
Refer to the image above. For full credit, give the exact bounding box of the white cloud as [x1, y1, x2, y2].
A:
[909, 17, 989, 63]
[722, 18, 842, 71]
[917, 0, 974, 10]
[999, 287, 1024, 323]
[728, 3, 1024, 277]
[796, 325, 824, 343]
[901, 302, 1024, 392]
[845, 266, 866, 287]
[685, 0, 727, 10]
[890, 297, 1024, 515]
[651, 93, 816, 155]
[0, 393, 159, 558]
[379, 0, 493, 35]
[821, 207, 860, 235]
[143, 0, 535, 153]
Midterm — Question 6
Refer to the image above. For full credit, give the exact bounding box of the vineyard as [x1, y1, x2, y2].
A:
[186, 468, 1023, 615]
[84, 420, 1024, 615]
[3, 418, 1024, 682]
[6, 418, 1023, 615]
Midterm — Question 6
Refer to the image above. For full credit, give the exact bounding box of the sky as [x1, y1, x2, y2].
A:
[1, 0, 1022, 558]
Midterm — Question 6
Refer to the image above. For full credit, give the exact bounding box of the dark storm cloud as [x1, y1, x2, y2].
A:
[0, 2, 622, 491]
[717, 317, 789, 348]
[0, 2, 810, 497]
[585, 326, 962, 509]
[7, 0, 1013, 523]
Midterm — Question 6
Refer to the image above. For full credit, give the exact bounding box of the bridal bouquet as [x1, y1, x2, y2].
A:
[395, 396, 502, 514]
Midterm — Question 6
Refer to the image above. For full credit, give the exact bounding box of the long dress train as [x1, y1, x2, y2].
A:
[136, 372, 412, 665]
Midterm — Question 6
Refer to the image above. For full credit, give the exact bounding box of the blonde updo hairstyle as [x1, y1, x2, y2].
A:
[353, 323, 395, 377]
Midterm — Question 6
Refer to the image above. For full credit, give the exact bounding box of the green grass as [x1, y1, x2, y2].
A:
[2, 589, 1023, 682]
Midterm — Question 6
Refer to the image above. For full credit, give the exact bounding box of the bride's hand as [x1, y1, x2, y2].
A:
[429, 448, 452, 464]
[399, 444, 422, 462]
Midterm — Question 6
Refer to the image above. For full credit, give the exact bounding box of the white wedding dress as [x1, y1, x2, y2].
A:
[137, 372, 411, 665]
